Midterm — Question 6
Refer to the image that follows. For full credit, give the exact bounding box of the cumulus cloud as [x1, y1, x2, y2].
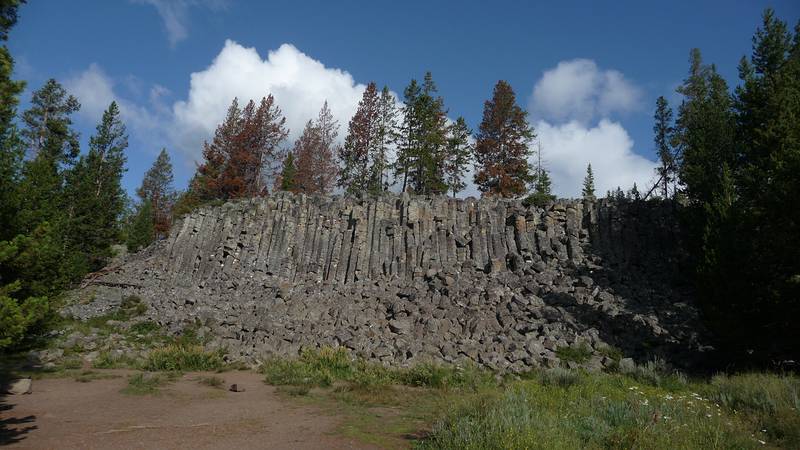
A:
[530, 59, 642, 123]
[525, 59, 656, 197]
[535, 120, 657, 197]
[133, 0, 228, 47]
[65, 64, 169, 141]
[170, 40, 369, 162]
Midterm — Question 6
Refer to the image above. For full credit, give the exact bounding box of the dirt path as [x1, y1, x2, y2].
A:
[1, 371, 377, 449]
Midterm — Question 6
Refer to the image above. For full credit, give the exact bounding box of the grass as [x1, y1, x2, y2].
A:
[261, 347, 800, 449]
[144, 344, 226, 372]
[92, 351, 141, 369]
[196, 375, 225, 388]
[121, 372, 174, 395]
[262, 347, 495, 391]
[555, 343, 593, 364]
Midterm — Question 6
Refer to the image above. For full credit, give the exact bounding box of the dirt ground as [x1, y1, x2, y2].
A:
[1, 370, 378, 450]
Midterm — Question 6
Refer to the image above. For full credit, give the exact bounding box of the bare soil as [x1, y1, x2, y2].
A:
[1, 370, 378, 449]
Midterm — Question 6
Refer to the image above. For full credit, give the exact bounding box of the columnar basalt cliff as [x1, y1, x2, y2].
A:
[69, 193, 708, 372]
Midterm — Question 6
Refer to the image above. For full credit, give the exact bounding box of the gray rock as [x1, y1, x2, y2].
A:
[3, 378, 32, 395]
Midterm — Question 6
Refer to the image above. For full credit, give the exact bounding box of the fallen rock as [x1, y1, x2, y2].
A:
[3, 378, 32, 395]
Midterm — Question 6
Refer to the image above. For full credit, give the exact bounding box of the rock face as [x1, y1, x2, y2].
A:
[67, 193, 709, 372]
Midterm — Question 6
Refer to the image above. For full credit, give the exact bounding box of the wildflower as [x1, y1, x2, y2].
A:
[758, 440, 766, 445]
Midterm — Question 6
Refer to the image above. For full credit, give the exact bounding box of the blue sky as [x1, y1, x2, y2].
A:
[8, 0, 800, 197]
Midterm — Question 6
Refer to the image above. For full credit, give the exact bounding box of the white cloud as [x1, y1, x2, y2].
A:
[133, 0, 228, 48]
[521, 59, 656, 198]
[535, 120, 657, 198]
[65, 64, 168, 142]
[170, 40, 369, 163]
[530, 59, 642, 123]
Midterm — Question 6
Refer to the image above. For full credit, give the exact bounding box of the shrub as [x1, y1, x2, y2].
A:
[539, 367, 581, 388]
[620, 358, 687, 390]
[555, 344, 593, 364]
[144, 344, 225, 372]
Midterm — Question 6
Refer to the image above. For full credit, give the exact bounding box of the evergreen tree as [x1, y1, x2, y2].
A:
[394, 73, 449, 195]
[339, 82, 378, 195]
[137, 149, 175, 238]
[525, 145, 555, 207]
[126, 199, 154, 252]
[0, 1, 22, 236]
[64, 101, 128, 270]
[653, 96, 675, 198]
[474, 80, 535, 197]
[294, 102, 340, 195]
[277, 151, 298, 192]
[0, 1, 52, 350]
[369, 86, 397, 192]
[196, 95, 288, 200]
[16, 79, 80, 232]
[394, 79, 420, 192]
[443, 117, 472, 197]
[582, 164, 595, 198]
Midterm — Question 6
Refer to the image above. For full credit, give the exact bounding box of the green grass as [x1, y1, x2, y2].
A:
[92, 351, 141, 369]
[555, 343, 593, 364]
[121, 372, 171, 395]
[262, 347, 495, 390]
[262, 348, 800, 449]
[419, 370, 800, 449]
[143, 344, 226, 372]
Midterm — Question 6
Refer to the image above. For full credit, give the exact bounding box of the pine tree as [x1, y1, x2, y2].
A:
[0, 0, 51, 350]
[277, 151, 298, 192]
[137, 149, 175, 238]
[443, 117, 472, 197]
[196, 95, 288, 200]
[474, 80, 535, 197]
[411, 72, 449, 195]
[653, 96, 675, 198]
[295, 102, 340, 195]
[63, 101, 128, 270]
[340, 82, 378, 195]
[674, 49, 736, 206]
[126, 199, 154, 252]
[369, 86, 397, 193]
[394, 73, 449, 195]
[525, 144, 555, 207]
[394, 79, 421, 192]
[582, 164, 595, 198]
[16, 79, 81, 233]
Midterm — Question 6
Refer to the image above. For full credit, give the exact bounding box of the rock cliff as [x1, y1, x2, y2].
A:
[68, 193, 709, 372]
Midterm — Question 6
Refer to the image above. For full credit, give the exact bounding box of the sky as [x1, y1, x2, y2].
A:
[8, 0, 800, 198]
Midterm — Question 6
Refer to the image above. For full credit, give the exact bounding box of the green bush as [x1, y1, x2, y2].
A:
[144, 344, 225, 372]
[555, 344, 593, 364]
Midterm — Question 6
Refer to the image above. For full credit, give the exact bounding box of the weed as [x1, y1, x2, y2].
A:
[122, 372, 170, 395]
[197, 375, 224, 388]
[556, 344, 593, 364]
[144, 344, 225, 372]
[538, 367, 581, 388]
[92, 351, 140, 369]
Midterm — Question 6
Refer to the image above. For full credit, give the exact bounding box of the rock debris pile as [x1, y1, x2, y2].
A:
[67, 193, 708, 371]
